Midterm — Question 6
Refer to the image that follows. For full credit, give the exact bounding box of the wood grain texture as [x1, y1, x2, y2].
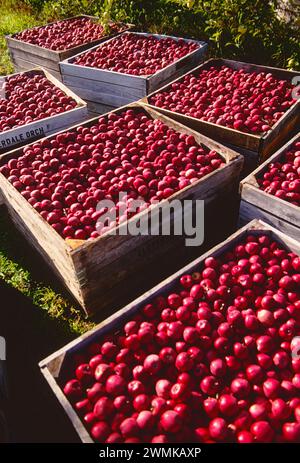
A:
[8, 46, 61, 72]
[239, 200, 300, 242]
[62, 74, 146, 100]
[11, 57, 62, 81]
[0, 102, 243, 315]
[39, 218, 300, 442]
[144, 58, 300, 159]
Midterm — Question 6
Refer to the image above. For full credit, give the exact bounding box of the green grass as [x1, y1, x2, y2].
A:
[0, 209, 95, 338]
[0, 1, 40, 75]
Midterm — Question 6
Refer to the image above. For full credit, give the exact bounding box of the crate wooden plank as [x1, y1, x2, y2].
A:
[0, 68, 88, 153]
[11, 57, 62, 81]
[61, 81, 135, 108]
[240, 132, 300, 238]
[9, 46, 61, 72]
[239, 200, 300, 242]
[6, 35, 59, 62]
[62, 74, 149, 101]
[241, 183, 300, 228]
[0, 102, 243, 315]
[60, 61, 148, 93]
[39, 218, 300, 442]
[144, 58, 300, 161]
[60, 32, 207, 107]
[86, 100, 117, 115]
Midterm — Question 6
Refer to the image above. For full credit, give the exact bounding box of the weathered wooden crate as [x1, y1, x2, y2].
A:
[143, 58, 300, 175]
[0, 68, 88, 155]
[6, 16, 133, 82]
[239, 132, 300, 241]
[0, 102, 243, 316]
[60, 32, 208, 112]
[0, 67, 88, 205]
[39, 219, 300, 442]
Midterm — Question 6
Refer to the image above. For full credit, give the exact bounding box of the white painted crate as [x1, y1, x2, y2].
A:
[60, 32, 208, 112]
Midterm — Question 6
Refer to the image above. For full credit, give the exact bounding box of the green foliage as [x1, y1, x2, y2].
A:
[41, 0, 97, 21]
[0, 1, 39, 75]
[36, 0, 300, 70]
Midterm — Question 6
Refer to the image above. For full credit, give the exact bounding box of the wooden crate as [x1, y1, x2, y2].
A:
[143, 58, 300, 175]
[0, 102, 243, 316]
[39, 219, 300, 442]
[6, 16, 133, 82]
[239, 132, 300, 241]
[60, 32, 208, 112]
[0, 68, 88, 155]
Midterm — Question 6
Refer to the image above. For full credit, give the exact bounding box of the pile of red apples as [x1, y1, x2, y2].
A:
[150, 65, 296, 134]
[0, 71, 77, 132]
[62, 233, 300, 443]
[0, 108, 224, 241]
[257, 139, 300, 207]
[74, 33, 199, 76]
[14, 17, 123, 51]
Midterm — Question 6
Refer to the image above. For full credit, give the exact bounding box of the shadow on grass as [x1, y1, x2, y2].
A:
[0, 279, 79, 442]
[0, 206, 95, 337]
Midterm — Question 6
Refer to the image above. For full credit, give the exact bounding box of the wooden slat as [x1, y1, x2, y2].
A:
[62, 74, 148, 100]
[223, 142, 260, 178]
[239, 200, 300, 242]
[60, 64, 147, 92]
[8, 46, 60, 72]
[62, 82, 136, 107]
[241, 184, 300, 227]
[6, 35, 59, 61]
[86, 100, 117, 115]
[11, 57, 62, 81]
[39, 218, 300, 442]
[261, 105, 300, 159]
[40, 366, 93, 443]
